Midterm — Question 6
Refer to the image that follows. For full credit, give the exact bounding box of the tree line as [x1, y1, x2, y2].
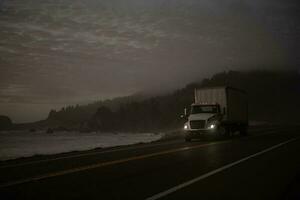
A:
[42, 70, 300, 132]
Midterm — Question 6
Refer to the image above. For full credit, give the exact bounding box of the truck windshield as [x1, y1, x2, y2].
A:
[191, 105, 219, 114]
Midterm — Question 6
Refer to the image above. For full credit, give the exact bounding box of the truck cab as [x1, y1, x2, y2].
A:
[184, 104, 222, 135]
[183, 87, 248, 141]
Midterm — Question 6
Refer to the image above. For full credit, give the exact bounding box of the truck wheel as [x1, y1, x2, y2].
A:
[217, 126, 228, 139]
[240, 127, 248, 136]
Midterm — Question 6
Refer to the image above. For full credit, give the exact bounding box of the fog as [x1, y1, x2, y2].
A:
[0, 0, 299, 122]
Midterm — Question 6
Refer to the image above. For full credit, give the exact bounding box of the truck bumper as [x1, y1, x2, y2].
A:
[184, 129, 217, 139]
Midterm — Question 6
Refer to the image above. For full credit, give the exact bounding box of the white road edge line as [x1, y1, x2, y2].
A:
[145, 137, 299, 200]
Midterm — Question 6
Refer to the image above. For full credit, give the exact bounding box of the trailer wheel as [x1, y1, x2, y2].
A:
[225, 127, 233, 138]
[240, 126, 248, 136]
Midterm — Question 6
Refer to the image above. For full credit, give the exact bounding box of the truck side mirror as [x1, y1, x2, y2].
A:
[181, 108, 188, 119]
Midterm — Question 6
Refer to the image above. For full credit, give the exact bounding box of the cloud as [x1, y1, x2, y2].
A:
[0, 0, 299, 122]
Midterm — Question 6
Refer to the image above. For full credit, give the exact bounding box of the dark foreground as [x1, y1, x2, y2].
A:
[0, 126, 300, 200]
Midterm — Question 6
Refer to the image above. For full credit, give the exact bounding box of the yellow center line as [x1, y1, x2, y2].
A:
[0, 140, 182, 169]
[0, 129, 277, 169]
[0, 140, 230, 188]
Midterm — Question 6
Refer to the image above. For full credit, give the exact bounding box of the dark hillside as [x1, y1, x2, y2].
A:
[29, 70, 300, 132]
[89, 70, 300, 132]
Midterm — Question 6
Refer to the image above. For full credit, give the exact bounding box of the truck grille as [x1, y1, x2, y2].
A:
[190, 120, 206, 129]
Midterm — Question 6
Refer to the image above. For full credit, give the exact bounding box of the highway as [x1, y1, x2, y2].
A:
[0, 126, 300, 200]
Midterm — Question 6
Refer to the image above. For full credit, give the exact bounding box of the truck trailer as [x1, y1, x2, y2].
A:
[183, 86, 248, 141]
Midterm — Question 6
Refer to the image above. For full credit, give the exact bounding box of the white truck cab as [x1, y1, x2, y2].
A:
[184, 103, 221, 131]
[183, 87, 248, 141]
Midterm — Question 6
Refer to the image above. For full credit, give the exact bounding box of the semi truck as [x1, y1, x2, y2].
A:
[183, 86, 248, 141]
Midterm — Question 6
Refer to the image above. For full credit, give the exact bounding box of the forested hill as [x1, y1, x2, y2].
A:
[35, 70, 300, 132]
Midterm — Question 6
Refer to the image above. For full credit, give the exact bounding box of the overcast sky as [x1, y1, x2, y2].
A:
[0, 0, 299, 123]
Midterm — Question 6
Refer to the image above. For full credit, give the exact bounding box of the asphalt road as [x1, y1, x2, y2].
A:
[0, 126, 300, 200]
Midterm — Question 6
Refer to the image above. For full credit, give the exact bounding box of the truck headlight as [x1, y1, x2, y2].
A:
[208, 124, 216, 129]
[184, 124, 188, 130]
